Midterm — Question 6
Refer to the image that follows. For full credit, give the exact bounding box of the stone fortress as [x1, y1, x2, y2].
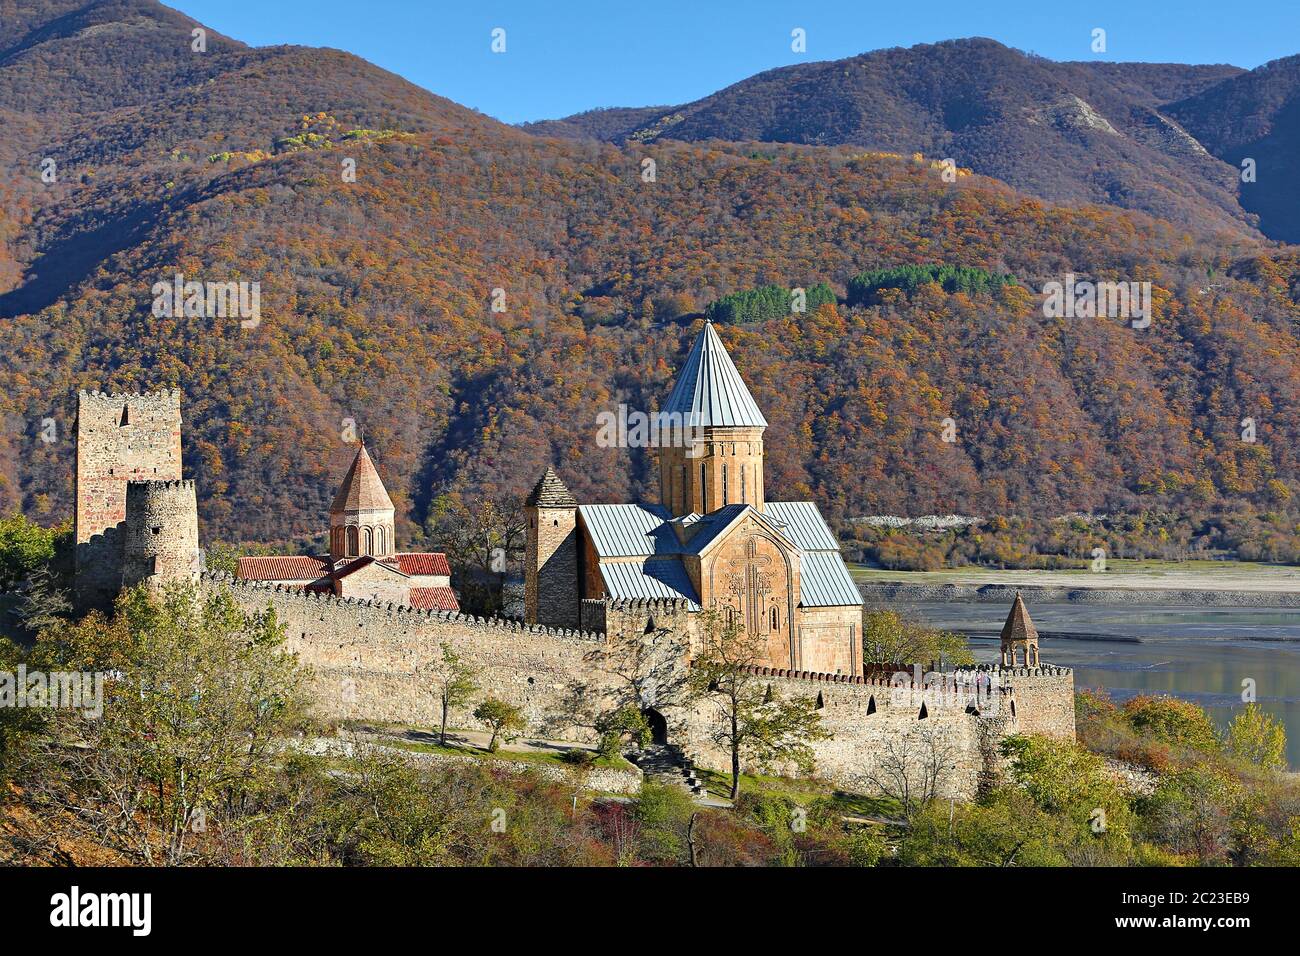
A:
[71, 323, 1075, 800]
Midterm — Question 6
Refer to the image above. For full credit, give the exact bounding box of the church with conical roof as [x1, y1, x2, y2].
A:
[525, 321, 863, 674]
[235, 442, 459, 612]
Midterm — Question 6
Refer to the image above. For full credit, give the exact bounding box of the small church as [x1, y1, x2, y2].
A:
[525, 321, 864, 674]
[235, 443, 460, 612]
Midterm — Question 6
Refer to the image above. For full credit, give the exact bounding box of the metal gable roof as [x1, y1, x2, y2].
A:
[763, 501, 841, 551]
[661, 322, 768, 428]
[799, 551, 864, 608]
[599, 559, 700, 609]
[578, 503, 677, 558]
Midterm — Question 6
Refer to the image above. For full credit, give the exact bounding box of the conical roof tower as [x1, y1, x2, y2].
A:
[329, 443, 396, 561]
[658, 321, 767, 516]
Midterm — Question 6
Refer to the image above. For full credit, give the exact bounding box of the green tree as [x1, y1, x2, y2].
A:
[1123, 695, 1220, 753]
[861, 608, 975, 666]
[473, 698, 526, 752]
[1142, 765, 1244, 864]
[0, 514, 68, 591]
[1000, 734, 1133, 849]
[595, 705, 651, 758]
[24, 581, 308, 865]
[1224, 703, 1287, 770]
[426, 643, 478, 746]
[687, 610, 830, 799]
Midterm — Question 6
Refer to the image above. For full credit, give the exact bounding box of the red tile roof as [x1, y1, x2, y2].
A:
[331, 444, 395, 513]
[393, 552, 451, 576]
[408, 587, 460, 612]
[237, 555, 329, 581]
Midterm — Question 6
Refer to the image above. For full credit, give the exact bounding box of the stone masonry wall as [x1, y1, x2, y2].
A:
[204, 573, 1074, 802]
[525, 506, 580, 629]
[75, 390, 182, 610]
[1000, 667, 1076, 739]
[122, 480, 200, 589]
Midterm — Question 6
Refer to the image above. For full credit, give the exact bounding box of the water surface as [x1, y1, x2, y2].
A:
[895, 601, 1300, 767]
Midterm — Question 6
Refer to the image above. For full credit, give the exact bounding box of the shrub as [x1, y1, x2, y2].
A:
[1123, 695, 1220, 753]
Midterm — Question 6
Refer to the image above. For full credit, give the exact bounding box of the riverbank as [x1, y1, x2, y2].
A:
[852, 561, 1300, 606]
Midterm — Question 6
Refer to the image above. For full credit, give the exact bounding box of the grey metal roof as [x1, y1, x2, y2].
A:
[578, 503, 677, 557]
[579, 499, 860, 608]
[599, 559, 700, 609]
[661, 322, 768, 428]
[799, 551, 864, 607]
[681, 503, 797, 555]
[765, 501, 862, 607]
[763, 501, 841, 551]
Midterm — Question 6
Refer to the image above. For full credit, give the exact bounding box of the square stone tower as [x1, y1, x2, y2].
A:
[524, 466, 580, 629]
[74, 390, 183, 609]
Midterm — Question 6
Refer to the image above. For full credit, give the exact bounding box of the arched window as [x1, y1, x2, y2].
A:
[678, 466, 686, 512]
[722, 464, 728, 503]
[700, 462, 707, 513]
[347, 526, 359, 555]
[770, 606, 779, 630]
[376, 526, 386, 555]
[363, 527, 373, 554]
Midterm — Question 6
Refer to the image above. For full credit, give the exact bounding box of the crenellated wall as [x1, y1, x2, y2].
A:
[74, 390, 183, 611]
[202, 572, 1074, 801]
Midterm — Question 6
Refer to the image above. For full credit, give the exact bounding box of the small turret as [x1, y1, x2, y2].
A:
[121, 479, 200, 590]
[524, 466, 580, 628]
[1000, 592, 1040, 667]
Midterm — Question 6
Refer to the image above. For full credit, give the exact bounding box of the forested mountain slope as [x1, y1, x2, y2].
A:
[0, 2, 1297, 558]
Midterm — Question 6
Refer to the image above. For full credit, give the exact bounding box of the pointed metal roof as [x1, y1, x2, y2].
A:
[662, 321, 768, 428]
[330, 443, 395, 513]
[1000, 592, 1039, 644]
[525, 466, 578, 509]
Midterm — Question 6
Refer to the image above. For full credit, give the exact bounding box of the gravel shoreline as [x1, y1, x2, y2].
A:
[858, 581, 1300, 607]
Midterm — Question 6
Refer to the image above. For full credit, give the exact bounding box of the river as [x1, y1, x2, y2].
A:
[895, 601, 1300, 767]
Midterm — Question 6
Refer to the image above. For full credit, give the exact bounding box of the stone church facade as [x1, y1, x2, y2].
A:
[526, 321, 863, 674]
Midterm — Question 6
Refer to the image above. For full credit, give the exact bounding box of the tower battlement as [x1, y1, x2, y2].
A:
[74, 389, 185, 610]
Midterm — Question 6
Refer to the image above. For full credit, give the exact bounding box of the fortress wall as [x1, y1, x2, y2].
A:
[203, 573, 1074, 801]
[999, 666, 1076, 739]
[206, 573, 677, 740]
[672, 666, 1021, 800]
[74, 390, 183, 611]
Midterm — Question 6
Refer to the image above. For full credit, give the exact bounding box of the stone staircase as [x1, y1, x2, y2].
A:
[629, 743, 708, 798]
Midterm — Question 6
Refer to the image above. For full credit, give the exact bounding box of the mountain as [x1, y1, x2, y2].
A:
[0, 3, 1298, 562]
[1165, 54, 1300, 242]
[523, 39, 1261, 239]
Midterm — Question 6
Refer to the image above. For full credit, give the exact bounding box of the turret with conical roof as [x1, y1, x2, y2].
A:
[658, 321, 767, 517]
[524, 466, 580, 628]
[1000, 591, 1041, 667]
[329, 443, 396, 561]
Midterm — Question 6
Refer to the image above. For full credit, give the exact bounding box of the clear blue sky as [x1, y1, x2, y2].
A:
[171, 0, 1300, 124]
